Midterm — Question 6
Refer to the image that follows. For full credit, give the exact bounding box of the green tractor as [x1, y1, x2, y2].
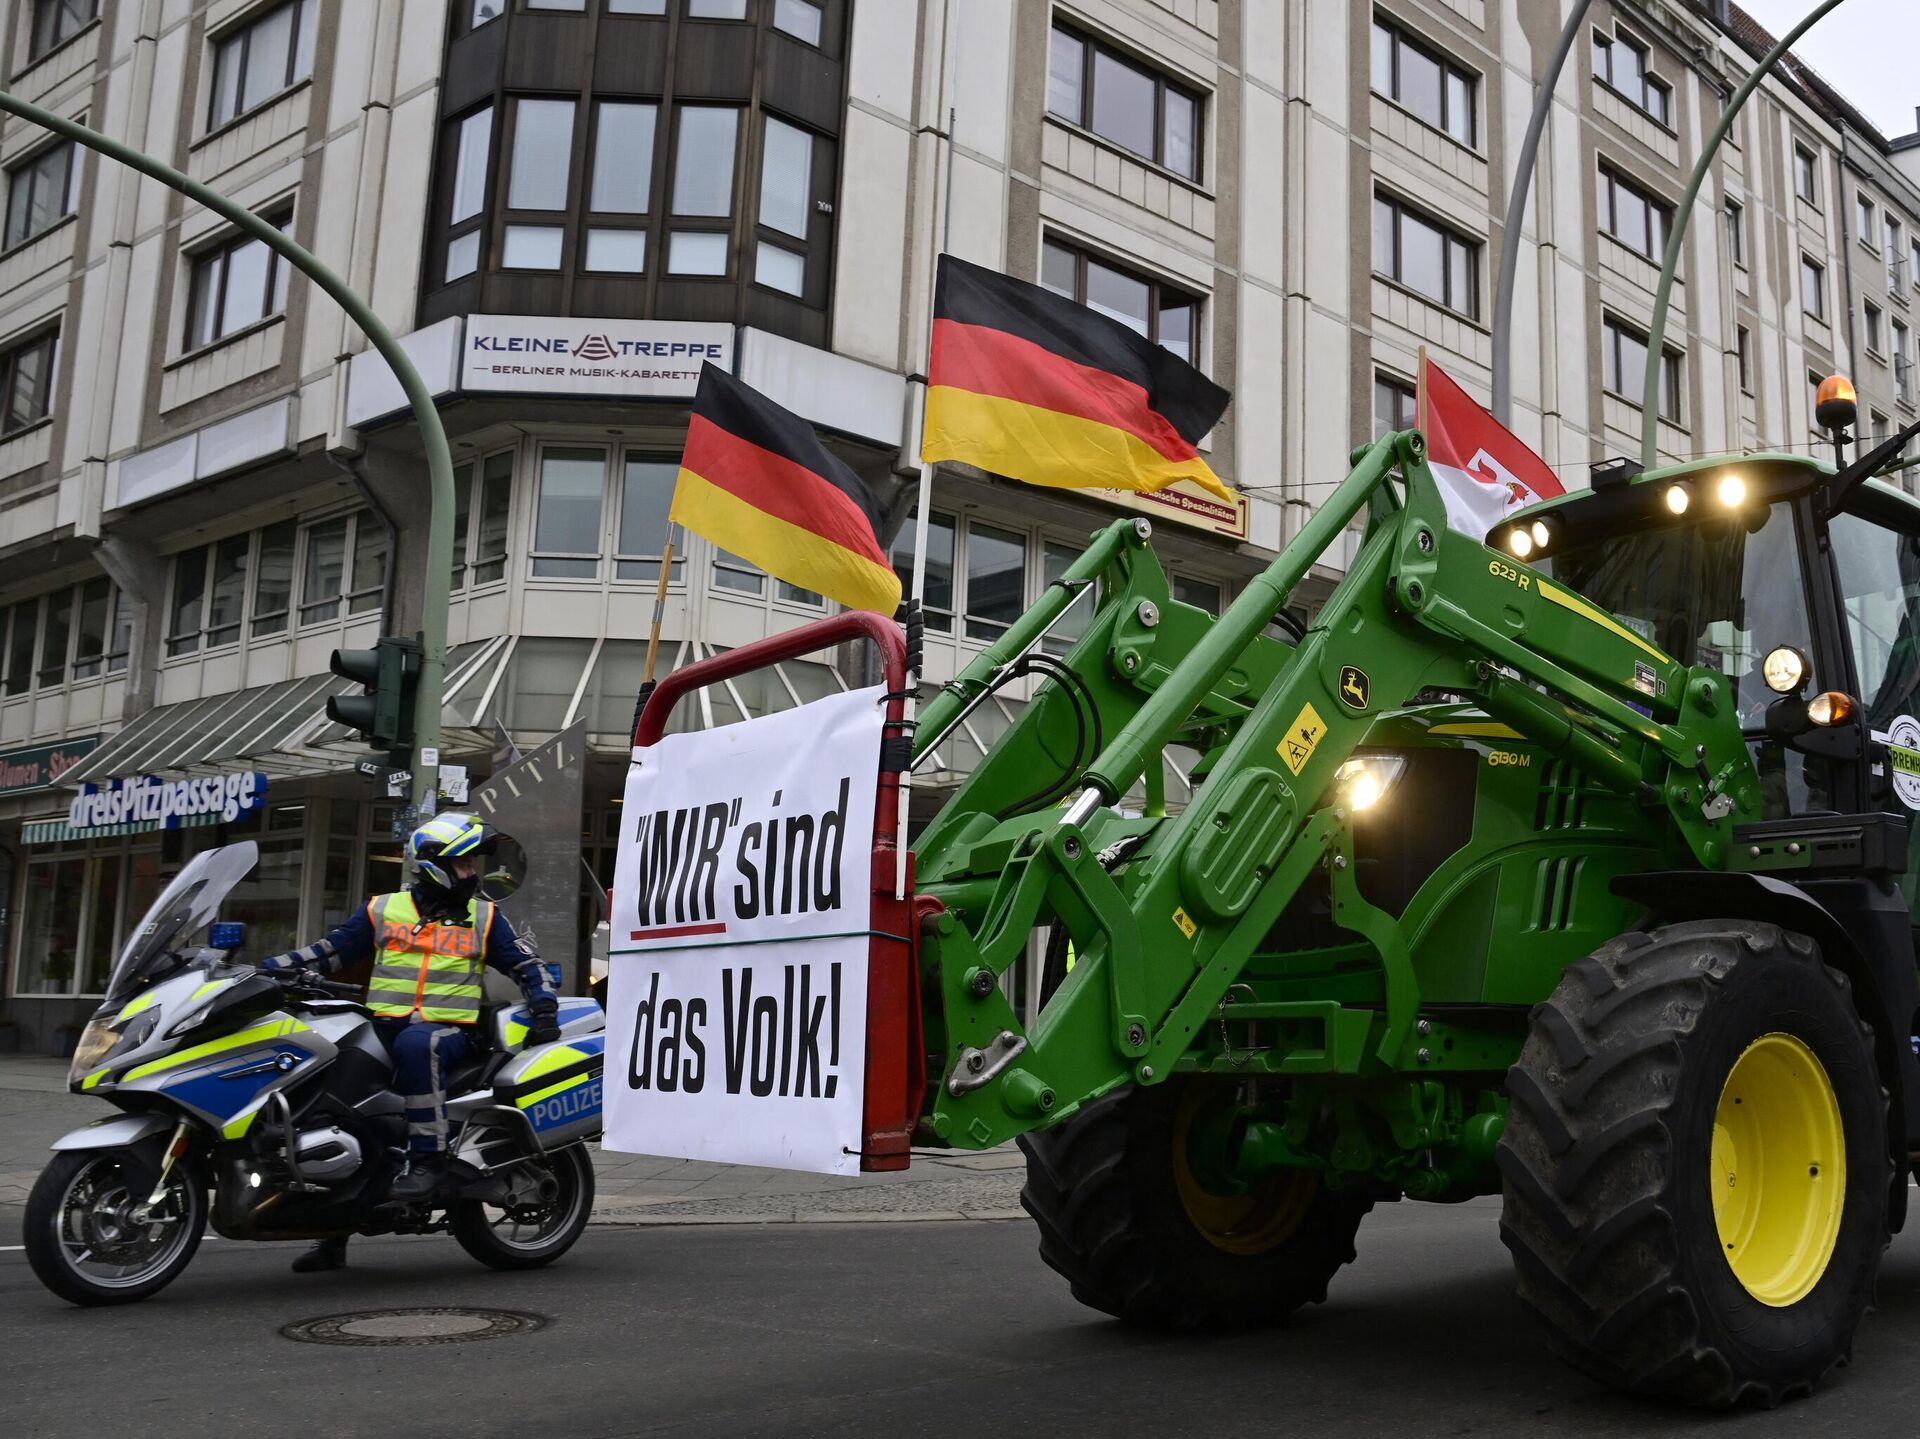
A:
[903, 415, 1920, 1406]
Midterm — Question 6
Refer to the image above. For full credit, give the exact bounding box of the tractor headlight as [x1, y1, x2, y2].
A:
[1507, 527, 1534, 560]
[1716, 472, 1748, 508]
[1335, 754, 1409, 813]
[1807, 691, 1854, 727]
[1762, 646, 1808, 695]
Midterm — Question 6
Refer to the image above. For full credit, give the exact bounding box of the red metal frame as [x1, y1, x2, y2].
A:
[630, 611, 923, 1171]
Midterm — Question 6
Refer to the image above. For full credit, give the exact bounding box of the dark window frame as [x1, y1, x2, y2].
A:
[1736, 323, 1753, 395]
[662, 101, 744, 281]
[206, 0, 316, 133]
[1601, 312, 1682, 423]
[1597, 163, 1672, 262]
[1374, 189, 1480, 319]
[1040, 234, 1202, 362]
[1794, 144, 1819, 206]
[3, 138, 76, 251]
[1370, 15, 1477, 149]
[182, 207, 295, 353]
[1857, 190, 1878, 252]
[25, 0, 96, 67]
[441, 102, 496, 284]
[1726, 196, 1745, 269]
[747, 110, 829, 303]
[0, 325, 58, 437]
[1800, 252, 1827, 322]
[1373, 370, 1417, 439]
[1591, 26, 1671, 127]
[1046, 21, 1205, 183]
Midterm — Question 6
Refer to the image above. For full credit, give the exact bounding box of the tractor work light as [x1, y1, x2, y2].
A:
[1762, 646, 1809, 695]
[1529, 520, 1551, 550]
[1664, 483, 1691, 515]
[1335, 754, 1408, 813]
[1716, 472, 1748, 508]
[1507, 527, 1534, 560]
[1807, 691, 1854, 727]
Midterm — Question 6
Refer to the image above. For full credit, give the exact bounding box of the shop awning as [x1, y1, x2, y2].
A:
[58, 641, 501, 787]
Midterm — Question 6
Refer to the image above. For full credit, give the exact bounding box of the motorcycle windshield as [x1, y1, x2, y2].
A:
[101, 841, 258, 1008]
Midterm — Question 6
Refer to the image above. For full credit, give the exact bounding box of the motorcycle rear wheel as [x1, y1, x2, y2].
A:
[26, 1147, 207, 1306]
[451, 1142, 593, 1270]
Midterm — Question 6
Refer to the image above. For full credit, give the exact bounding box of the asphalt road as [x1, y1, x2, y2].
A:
[7, 1197, 1919, 1438]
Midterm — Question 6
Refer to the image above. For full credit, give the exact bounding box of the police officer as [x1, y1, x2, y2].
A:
[262, 813, 560, 1272]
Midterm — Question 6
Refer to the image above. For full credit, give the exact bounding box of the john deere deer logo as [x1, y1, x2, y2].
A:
[1338, 666, 1370, 711]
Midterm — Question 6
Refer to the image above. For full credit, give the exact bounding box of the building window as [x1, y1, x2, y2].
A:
[965, 522, 1027, 641]
[688, 0, 748, 16]
[185, 211, 293, 351]
[167, 513, 380, 656]
[609, 0, 669, 10]
[208, 0, 317, 131]
[528, 0, 586, 8]
[1858, 191, 1878, 250]
[1373, 371, 1417, 439]
[1047, 23, 1202, 182]
[532, 447, 606, 579]
[443, 105, 493, 282]
[753, 116, 815, 297]
[1912, 239, 1920, 296]
[1040, 237, 1200, 362]
[1592, 27, 1669, 125]
[0, 581, 122, 694]
[1866, 300, 1885, 356]
[1597, 165, 1671, 262]
[1370, 17, 1475, 147]
[890, 511, 955, 634]
[1895, 320, 1913, 406]
[585, 101, 656, 274]
[1800, 254, 1826, 322]
[772, 0, 822, 45]
[1602, 314, 1680, 423]
[1888, 215, 1906, 290]
[451, 451, 514, 589]
[1870, 409, 1890, 444]
[1736, 324, 1753, 394]
[1373, 191, 1479, 318]
[472, 0, 504, 25]
[3, 141, 76, 250]
[0, 327, 57, 436]
[1794, 145, 1818, 205]
[1173, 575, 1222, 615]
[500, 96, 576, 271]
[1726, 198, 1745, 268]
[27, 0, 94, 64]
[666, 105, 741, 276]
[616, 453, 682, 583]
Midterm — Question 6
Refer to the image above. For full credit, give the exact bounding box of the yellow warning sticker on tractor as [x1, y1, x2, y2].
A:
[1278, 702, 1326, 776]
[1172, 907, 1197, 939]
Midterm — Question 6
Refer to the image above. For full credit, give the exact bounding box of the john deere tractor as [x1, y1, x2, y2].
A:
[902, 413, 1920, 1405]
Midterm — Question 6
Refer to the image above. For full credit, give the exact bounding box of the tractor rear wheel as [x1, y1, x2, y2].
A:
[1018, 1076, 1369, 1328]
[1499, 920, 1888, 1406]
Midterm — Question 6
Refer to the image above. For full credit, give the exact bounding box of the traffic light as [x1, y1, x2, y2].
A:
[328, 635, 422, 767]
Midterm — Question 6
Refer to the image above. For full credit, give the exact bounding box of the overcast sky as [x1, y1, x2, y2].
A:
[1739, 0, 1917, 139]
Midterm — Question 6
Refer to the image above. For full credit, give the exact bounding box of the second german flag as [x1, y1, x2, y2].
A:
[670, 364, 901, 616]
[923, 254, 1234, 502]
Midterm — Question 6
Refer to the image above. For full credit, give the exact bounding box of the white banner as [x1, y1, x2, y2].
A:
[461, 315, 733, 399]
[603, 686, 884, 1175]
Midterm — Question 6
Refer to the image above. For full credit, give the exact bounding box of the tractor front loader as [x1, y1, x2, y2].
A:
[900, 426, 1920, 1405]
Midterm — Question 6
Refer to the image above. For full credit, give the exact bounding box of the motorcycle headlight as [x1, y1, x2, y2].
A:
[67, 1018, 119, 1087]
[1333, 754, 1409, 813]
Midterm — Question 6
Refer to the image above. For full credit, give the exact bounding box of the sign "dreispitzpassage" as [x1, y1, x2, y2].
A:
[603, 686, 883, 1175]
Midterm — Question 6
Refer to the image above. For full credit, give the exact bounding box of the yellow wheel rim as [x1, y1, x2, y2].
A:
[1711, 1032, 1846, 1306]
[1170, 1084, 1316, 1256]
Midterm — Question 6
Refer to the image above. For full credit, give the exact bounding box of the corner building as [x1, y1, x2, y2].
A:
[0, 0, 1915, 1050]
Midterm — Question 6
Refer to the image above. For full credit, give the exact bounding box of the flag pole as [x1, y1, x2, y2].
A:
[629, 526, 678, 740]
[895, 1, 959, 902]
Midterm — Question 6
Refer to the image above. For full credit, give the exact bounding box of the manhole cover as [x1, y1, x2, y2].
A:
[281, 1307, 547, 1347]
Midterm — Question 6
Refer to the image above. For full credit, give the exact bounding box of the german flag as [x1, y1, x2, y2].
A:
[923, 255, 1233, 502]
[670, 364, 901, 615]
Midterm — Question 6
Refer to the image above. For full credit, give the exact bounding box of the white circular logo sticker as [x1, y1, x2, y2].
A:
[1887, 715, 1920, 811]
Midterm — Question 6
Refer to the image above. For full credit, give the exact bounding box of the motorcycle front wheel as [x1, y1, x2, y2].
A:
[25, 1147, 207, 1306]
[451, 1141, 593, 1270]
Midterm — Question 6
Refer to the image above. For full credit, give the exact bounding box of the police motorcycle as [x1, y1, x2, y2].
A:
[25, 839, 607, 1306]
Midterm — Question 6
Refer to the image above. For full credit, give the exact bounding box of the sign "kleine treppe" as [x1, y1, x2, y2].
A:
[460, 315, 732, 399]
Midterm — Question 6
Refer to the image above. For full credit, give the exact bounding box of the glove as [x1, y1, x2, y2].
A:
[259, 954, 301, 975]
[527, 1000, 561, 1047]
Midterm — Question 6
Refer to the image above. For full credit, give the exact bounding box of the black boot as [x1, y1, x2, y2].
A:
[291, 1236, 348, 1273]
[390, 1153, 450, 1203]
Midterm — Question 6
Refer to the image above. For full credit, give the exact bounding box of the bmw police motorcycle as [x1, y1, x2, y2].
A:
[25, 839, 607, 1306]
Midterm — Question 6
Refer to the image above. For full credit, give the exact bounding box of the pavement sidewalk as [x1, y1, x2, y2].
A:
[0, 1055, 1026, 1232]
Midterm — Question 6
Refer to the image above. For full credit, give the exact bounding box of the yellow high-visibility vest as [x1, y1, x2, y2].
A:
[364, 891, 494, 1025]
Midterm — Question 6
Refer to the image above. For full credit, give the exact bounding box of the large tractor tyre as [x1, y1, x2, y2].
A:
[1499, 920, 1889, 1407]
[1018, 1077, 1369, 1329]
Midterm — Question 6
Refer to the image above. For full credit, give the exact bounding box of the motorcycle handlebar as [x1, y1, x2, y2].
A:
[261, 968, 364, 999]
